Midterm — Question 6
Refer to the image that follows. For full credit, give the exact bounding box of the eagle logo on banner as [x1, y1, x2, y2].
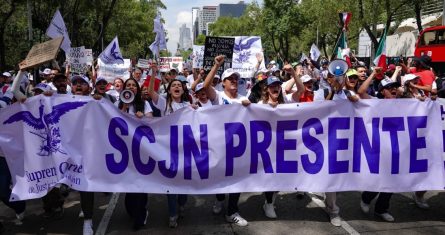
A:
[233, 37, 260, 63]
[3, 100, 87, 156]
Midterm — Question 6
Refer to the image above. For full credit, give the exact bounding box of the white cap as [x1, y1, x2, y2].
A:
[269, 60, 276, 65]
[195, 82, 205, 92]
[160, 67, 169, 73]
[71, 75, 89, 84]
[301, 74, 313, 83]
[402, 74, 419, 84]
[2, 72, 11, 77]
[33, 83, 52, 93]
[42, 68, 51, 75]
[221, 68, 240, 81]
[95, 76, 107, 84]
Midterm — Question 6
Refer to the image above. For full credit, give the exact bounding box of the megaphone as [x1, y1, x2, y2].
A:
[120, 89, 135, 104]
[328, 59, 349, 77]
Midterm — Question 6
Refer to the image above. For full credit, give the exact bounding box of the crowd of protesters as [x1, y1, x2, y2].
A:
[0, 51, 442, 234]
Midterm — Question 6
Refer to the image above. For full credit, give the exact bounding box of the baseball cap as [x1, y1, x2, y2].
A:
[214, 75, 221, 80]
[71, 75, 89, 84]
[266, 76, 282, 86]
[387, 64, 396, 71]
[346, 69, 359, 78]
[176, 75, 188, 83]
[269, 60, 276, 65]
[402, 74, 419, 84]
[95, 76, 108, 84]
[301, 74, 313, 83]
[2, 72, 11, 77]
[42, 68, 51, 75]
[195, 82, 205, 92]
[160, 67, 169, 73]
[221, 68, 240, 81]
[33, 83, 52, 93]
[378, 77, 400, 91]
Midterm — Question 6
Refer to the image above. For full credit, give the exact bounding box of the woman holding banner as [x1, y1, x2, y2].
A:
[357, 67, 399, 222]
[116, 78, 153, 230]
[147, 64, 193, 228]
[257, 64, 304, 219]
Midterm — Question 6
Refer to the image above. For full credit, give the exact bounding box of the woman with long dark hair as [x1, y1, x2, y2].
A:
[147, 65, 192, 228]
[257, 64, 304, 219]
[117, 78, 152, 230]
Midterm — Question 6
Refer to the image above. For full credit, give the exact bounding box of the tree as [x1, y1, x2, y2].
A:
[0, 0, 166, 69]
[195, 34, 206, 45]
[0, 0, 22, 70]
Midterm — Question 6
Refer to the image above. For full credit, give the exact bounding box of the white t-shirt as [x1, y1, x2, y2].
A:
[153, 94, 189, 116]
[212, 90, 248, 105]
[257, 93, 295, 104]
[115, 101, 153, 116]
[106, 89, 120, 101]
[314, 88, 353, 101]
[198, 100, 213, 108]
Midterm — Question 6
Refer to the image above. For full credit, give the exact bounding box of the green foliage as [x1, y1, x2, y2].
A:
[195, 34, 206, 45]
[0, 0, 165, 70]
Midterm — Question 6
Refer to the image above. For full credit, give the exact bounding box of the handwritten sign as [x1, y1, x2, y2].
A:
[19, 37, 63, 69]
[137, 59, 151, 69]
[67, 47, 88, 74]
[203, 36, 234, 75]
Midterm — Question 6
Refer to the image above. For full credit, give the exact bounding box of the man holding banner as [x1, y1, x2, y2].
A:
[203, 55, 250, 226]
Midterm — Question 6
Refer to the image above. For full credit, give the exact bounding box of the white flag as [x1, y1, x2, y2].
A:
[149, 14, 167, 57]
[300, 53, 308, 63]
[99, 36, 124, 64]
[310, 44, 321, 61]
[45, 10, 71, 52]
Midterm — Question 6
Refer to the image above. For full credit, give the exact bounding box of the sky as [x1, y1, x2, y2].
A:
[161, 0, 263, 54]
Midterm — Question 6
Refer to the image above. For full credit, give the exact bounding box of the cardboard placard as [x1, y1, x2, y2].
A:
[203, 36, 234, 75]
[19, 37, 63, 69]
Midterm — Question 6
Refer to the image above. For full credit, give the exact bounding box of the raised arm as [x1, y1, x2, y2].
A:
[148, 64, 159, 104]
[285, 65, 304, 102]
[357, 67, 380, 99]
[203, 55, 224, 101]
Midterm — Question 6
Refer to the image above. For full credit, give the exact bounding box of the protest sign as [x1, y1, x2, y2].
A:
[204, 36, 235, 75]
[84, 49, 93, 66]
[137, 59, 151, 69]
[19, 37, 63, 70]
[192, 45, 204, 68]
[159, 57, 183, 72]
[97, 58, 131, 82]
[232, 36, 265, 78]
[0, 98, 443, 201]
[67, 46, 88, 74]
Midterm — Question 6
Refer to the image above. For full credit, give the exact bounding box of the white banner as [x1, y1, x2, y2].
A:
[97, 58, 131, 83]
[159, 57, 183, 72]
[0, 97, 444, 201]
[192, 45, 204, 69]
[191, 36, 265, 77]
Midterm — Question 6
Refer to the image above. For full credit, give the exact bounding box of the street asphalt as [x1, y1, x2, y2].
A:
[1, 190, 445, 234]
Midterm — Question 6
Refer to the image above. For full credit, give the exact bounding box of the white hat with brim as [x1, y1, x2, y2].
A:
[195, 82, 205, 92]
[301, 74, 313, 83]
[222, 69, 240, 81]
[42, 68, 51, 75]
[95, 76, 108, 85]
[33, 83, 51, 93]
[2, 72, 11, 77]
[402, 74, 419, 85]
[71, 75, 89, 84]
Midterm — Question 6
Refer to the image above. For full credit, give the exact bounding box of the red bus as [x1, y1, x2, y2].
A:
[414, 25, 445, 76]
